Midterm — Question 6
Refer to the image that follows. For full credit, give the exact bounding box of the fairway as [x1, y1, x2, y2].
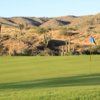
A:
[0, 56, 100, 100]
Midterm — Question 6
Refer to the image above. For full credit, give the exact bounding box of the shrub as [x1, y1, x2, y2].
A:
[83, 45, 100, 54]
[35, 28, 48, 34]
[59, 27, 79, 36]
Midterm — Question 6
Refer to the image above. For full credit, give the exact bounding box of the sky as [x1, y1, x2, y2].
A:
[0, 0, 100, 17]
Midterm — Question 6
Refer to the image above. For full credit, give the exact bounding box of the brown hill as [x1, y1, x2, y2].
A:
[40, 19, 71, 29]
[0, 13, 100, 30]
[0, 17, 17, 27]
[11, 17, 42, 27]
[0, 17, 46, 28]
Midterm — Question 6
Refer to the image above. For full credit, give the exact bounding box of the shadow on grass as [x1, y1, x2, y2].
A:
[1, 74, 100, 89]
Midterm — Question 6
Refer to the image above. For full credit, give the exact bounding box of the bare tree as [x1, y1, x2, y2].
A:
[18, 24, 24, 34]
[0, 23, 2, 35]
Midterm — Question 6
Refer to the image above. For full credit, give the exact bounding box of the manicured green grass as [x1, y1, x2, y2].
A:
[0, 56, 100, 100]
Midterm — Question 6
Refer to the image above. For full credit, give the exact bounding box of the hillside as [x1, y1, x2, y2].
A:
[40, 19, 71, 29]
[0, 14, 100, 30]
[0, 13, 100, 56]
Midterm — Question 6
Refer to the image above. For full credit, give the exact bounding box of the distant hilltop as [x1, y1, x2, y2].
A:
[0, 13, 100, 32]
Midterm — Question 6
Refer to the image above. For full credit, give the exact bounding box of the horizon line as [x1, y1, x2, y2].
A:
[0, 13, 99, 18]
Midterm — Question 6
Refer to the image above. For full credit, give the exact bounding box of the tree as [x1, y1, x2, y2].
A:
[0, 23, 2, 35]
[36, 28, 50, 47]
[18, 24, 24, 34]
[59, 27, 79, 55]
[0, 43, 4, 55]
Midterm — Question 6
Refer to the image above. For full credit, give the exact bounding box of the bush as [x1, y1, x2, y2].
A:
[59, 28, 79, 36]
[83, 45, 100, 54]
[35, 28, 48, 34]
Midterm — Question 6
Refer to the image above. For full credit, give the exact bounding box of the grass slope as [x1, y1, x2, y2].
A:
[0, 56, 100, 100]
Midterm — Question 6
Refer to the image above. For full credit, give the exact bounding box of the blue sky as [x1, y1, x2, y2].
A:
[0, 0, 100, 17]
